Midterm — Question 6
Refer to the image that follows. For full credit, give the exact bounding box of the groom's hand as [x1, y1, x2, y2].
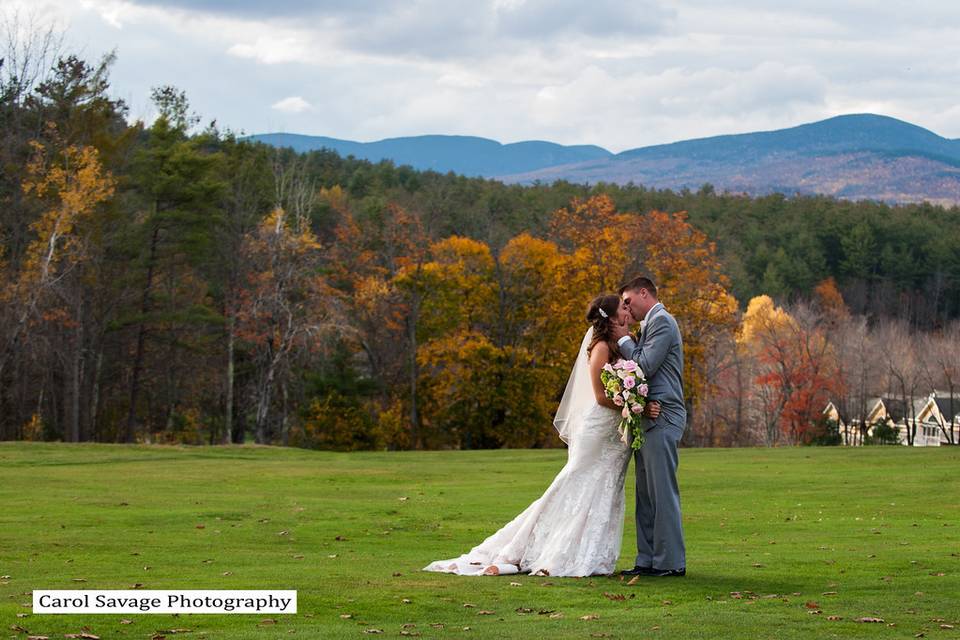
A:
[611, 321, 630, 342]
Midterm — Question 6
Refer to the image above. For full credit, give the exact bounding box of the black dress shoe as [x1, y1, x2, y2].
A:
[620, 565, 655, 576]
[649, 567, 686, 577]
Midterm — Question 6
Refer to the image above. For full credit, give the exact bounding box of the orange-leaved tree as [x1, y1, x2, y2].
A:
[640, 210, 739, 422]
[740, 295, 843, 444]
[235, 206, 333, 444]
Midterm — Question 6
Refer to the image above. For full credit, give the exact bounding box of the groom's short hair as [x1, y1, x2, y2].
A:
[619, 276, 658, 298]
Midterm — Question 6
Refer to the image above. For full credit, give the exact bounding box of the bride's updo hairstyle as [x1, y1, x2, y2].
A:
[585, 294, 621, 358]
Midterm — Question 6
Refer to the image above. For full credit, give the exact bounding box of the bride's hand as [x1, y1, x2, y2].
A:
[644, 401, 661, 419]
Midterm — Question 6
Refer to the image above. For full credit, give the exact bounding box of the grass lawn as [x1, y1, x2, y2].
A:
[1, 443, 959, 639]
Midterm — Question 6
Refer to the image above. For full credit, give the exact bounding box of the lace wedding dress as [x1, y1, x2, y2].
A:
[423, 329, 632, 577]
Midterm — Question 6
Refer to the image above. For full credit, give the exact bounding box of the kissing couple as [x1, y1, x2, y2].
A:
[424, 276, 687, 578]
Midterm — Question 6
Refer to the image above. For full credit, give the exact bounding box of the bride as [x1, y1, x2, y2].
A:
[423, 294, 660, 577]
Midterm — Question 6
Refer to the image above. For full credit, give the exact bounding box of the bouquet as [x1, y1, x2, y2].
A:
[601, 359, 649, 450]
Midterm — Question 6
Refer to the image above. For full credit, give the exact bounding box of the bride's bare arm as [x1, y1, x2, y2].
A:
[589, 342, 619, 411]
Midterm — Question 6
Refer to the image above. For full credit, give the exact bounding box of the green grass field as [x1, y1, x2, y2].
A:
[1, 443, 958, 639]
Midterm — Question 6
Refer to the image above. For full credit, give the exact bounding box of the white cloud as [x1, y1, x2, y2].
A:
[9, 0, 960, 150]
[271, 96, 312, 113]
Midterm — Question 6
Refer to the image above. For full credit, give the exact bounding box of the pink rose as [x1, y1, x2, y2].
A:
[613, 395, 624, 406]
[603, 363, 615, 374]
[631, 404, 644, 414]
[623, 376, 636, 390]
[621, 360, 638, 372]
[638, 384, 649, 397]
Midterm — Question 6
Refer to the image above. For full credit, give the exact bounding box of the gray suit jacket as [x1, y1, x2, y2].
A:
[618, 303, 686, 429]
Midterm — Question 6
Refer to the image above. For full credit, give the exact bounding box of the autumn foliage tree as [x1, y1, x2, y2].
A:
[1, 136, 114, 441]
[640, 210, 739, 425]
[235, 207, 333, 444]
[741, 295, 844, 444]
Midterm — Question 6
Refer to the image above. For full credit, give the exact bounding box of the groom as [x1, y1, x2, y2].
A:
[612, 276, 686, 578]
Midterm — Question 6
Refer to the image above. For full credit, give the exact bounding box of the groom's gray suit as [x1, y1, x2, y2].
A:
[617, 301, 686, 571]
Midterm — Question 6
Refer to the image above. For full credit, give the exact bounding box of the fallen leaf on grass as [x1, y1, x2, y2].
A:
[429, 623, 445, 629]
[579, 614, 599, 621]
[509, 582, 522, 587]
[941, 624, 955, 629]
[626, 576, 640, 586]
[292, 555, 304, 560]
[339, 614, 352, 620]
[11, 625, 29, 633]
[398, 497, 409, 502]
[259, 619, 278, 626]
[515, 608, 533, 614]
[71, 578, 87, 582]
[477, 610, 495, 616]
[119, 619, 133, 624]
[462, 603, 475, 608]
[392, 573, 402, 577]
[278, 530, 289, 536]
[827, 616, 843, 621]
[548, 612, 563, 619]
[805, 602, 821, 609]
[221, 572, 232, 576]
[363, 630, 383, 634]
[151, 634, 166, 640]
[856, 617, 885, 623]
[930, 572, 946, 577]
[808, 610, 822, 615]
[64, 634, 99, 639]
[327, 555, 337, 559]
[603, 593, 626, 601]
[537, 609, 555, 615]
[27, 636, 49, 640]
[131, 583, 144, 589]
[399, 632, 420, 637]
[16, 614, 29, 618]
[159, 629, 192, 634]
[195, 524, 205, 529]
[401, 599, 412, 604]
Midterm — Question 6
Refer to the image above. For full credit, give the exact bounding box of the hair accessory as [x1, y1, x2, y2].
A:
[598, 308, 608, 319]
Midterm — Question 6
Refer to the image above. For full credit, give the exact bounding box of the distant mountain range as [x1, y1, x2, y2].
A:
[249, 114, 960, 205]
[249, 132, 612, 177]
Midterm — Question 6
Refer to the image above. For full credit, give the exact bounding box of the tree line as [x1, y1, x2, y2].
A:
[2, 33, 959, 448]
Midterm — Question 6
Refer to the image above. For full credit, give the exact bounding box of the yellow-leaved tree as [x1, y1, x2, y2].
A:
[1, 139, 114, 442]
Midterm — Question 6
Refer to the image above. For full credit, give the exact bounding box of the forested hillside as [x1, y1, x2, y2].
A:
[2, 46, 958, 449]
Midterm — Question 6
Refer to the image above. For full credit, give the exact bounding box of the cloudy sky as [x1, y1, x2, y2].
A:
[8, 0, 960, 151]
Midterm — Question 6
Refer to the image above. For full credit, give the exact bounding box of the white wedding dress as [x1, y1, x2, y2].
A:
[423, 329, 632, 577]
